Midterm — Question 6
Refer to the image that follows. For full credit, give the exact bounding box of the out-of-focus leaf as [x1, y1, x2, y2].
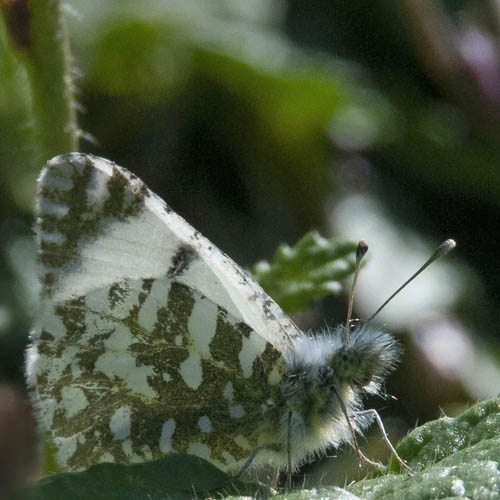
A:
[253, 231, 356, 313]
[88, 20, 186, 100]
[0, 16, 37, 211]
[70, 4, 389, 233]
[26, 454, 272, 500]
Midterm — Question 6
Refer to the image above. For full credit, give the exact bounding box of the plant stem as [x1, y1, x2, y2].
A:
[28, 0, 78, 159]
[2, 0, 79, 161]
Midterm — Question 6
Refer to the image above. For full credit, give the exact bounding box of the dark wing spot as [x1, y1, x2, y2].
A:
[262, 296, 274, 319]
[167, 244, 198, 279]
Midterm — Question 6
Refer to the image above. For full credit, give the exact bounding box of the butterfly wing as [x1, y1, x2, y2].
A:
[27, 153, 295, 471]
[34, 153, 301, 349]
[29, 277, 283, 471]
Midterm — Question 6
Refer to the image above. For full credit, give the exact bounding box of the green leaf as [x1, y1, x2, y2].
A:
[252, 231, 357, 314]
[269, 399, 500, 500]
[26, 454, 272, 500]
[395, 398, 500, 471]
[347, 399, 500, 499]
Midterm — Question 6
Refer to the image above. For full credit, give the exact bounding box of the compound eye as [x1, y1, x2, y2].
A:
[332, 348, 359, 378]
[355, 371, 373, 387]
[331, 348, 374, 387]
[318, 365, 330, 379]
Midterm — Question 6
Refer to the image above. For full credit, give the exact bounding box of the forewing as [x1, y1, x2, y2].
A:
[34, 153, 301, 350]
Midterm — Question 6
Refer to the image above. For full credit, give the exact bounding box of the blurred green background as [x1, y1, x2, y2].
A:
[1, 0, 500, 491]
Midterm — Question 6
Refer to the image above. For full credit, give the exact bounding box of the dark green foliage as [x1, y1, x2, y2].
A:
[26, 454, 272, 500]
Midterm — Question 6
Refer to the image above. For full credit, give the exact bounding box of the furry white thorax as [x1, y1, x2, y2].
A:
[257, 324, 401, 470]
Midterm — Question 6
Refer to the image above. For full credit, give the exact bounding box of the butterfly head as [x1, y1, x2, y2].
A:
[328, 325, 401, 391]
[333, 237, 456, 389]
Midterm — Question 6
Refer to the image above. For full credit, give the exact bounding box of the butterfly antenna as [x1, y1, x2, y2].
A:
[365, 239, 456, 323]
[344, 240, 369, 341]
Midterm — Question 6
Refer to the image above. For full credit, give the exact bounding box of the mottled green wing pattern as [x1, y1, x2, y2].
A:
[32, 277, 283, 471]
[28, 153, 294, 472]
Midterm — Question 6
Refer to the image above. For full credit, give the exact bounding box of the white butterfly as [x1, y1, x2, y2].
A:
[27, 153, 403, 474]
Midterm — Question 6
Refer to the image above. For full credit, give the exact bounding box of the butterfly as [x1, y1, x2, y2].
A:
[27, 153, 440, 476]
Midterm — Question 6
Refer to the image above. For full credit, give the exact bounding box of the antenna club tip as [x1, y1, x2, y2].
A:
[438, 239, 456, 256]
[356, 240, 368, 261]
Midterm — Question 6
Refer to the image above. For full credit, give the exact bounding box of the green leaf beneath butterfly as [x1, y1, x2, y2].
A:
[252, 231, 357, 314]
[25, 454, 272, 500]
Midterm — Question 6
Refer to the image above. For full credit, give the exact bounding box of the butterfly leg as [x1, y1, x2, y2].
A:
[332, 385, 370, 469]
[353, 409, 414, 475]
[234, 441, 289, 492]
[233, 446, 265, 478]
[287, 410, 292, 490]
